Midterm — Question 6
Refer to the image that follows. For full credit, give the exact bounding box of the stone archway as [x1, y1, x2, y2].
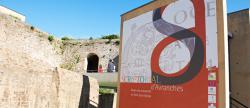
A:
[87, 53, 99, 73]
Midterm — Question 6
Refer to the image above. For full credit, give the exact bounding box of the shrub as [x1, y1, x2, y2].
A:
[89, 37, 93, 40]
[101, 34, 119, 40]
[61, 36, 70, 41]
[48, 35, 54, 42]
[30, 26, 35, 30]
[115, 40, 120, 45]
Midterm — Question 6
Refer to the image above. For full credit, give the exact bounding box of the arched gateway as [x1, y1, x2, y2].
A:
[87, 53, 99, 73]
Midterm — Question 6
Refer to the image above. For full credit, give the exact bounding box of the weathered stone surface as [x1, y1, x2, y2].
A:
[88, 75, 99, 107]
[60, 39, 119, 73]
[0, 48, 58, 108]
[0, 12, 119, 74]
[0, 13, 62, 67]
[57, 68, 99, 108]
[0, 13, 99, 108]
[0, 67, 99, 108]
[228, 9, 250, 107]
[0, 48, 99, 108]
[57, 68, 82, 108]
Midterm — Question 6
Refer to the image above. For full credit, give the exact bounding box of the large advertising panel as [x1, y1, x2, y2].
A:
[119, 0, 228, 108]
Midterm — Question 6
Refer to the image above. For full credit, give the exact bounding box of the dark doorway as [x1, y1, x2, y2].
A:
[87, 53, 99, 73]
[113, 55, 119, 72]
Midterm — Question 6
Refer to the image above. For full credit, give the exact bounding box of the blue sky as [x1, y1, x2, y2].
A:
[1, 0, 249, 39]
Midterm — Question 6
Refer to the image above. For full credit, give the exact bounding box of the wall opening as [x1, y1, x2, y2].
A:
[113, 55, 119, 72]
[87, 53, 99, 73]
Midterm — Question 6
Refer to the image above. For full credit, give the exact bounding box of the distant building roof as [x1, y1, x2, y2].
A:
[0, 5, 26, 22]
[228, 8, 249, 15]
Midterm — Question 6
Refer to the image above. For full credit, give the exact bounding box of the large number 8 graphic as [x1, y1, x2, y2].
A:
[151, 0, 206, 85]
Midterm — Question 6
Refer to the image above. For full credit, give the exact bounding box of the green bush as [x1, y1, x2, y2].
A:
[101, 34, 119, 40]
[48, 35, 54, 42]
[30, 26, 35, 30]
[89, 37, 93, 40]
[115, 40, 120, 45]
[61, 36, 70, 41]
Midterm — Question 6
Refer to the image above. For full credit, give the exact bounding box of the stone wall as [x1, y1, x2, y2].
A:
[0, 11, 120, 74]
[0, 59, 99, 108]
[0, 13, 62, 67]
[0, 13, 100, 108]
[0, 6, 26, 22]
[57, 68, 99, 108]
[0, 44, 99, 108]
[228, 9, 250, 107]
[61, 39, 119, 73]
[0, 48, 58, 108]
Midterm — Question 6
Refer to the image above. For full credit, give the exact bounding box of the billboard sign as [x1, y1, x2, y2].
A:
[119, 0, 228, 108]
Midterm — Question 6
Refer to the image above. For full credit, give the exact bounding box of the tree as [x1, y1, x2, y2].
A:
[101, 34, 119, 39]
[61, 36, 70, 41]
